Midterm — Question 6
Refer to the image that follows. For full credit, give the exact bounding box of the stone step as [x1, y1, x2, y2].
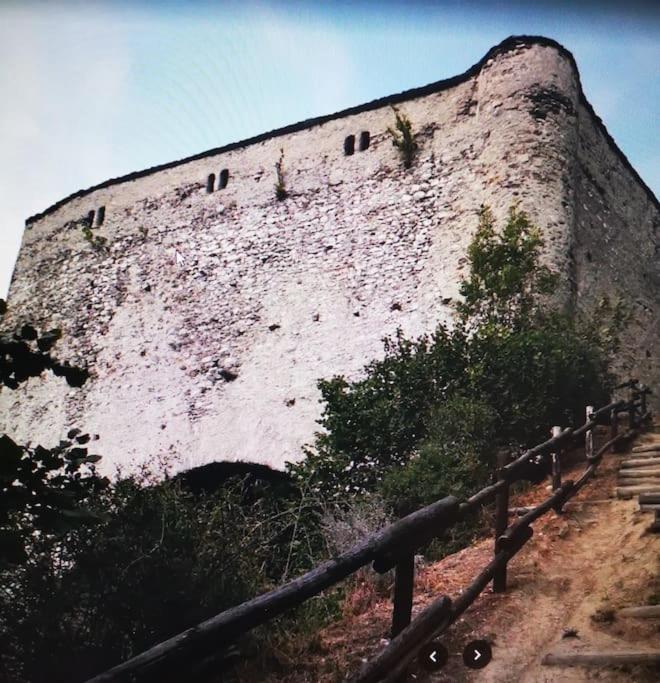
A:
[619, 605, 660, 618]
[619, 478, 660, 488]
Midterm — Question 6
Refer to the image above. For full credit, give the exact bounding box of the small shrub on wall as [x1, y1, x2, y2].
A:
[387, 107, 418, 168]
[274, 148, 288, 201]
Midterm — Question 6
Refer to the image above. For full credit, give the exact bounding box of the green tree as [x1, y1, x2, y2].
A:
[291, 205, 622, 510]
[456, 204, 557, 327]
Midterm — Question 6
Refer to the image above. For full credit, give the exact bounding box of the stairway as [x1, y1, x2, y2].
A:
[616, 440, 660, 532]
[616, 434, 660, 533]
[539, 429, 660, 679]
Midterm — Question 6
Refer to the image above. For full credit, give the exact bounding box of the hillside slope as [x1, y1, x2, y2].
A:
[251, 428, 659, 682]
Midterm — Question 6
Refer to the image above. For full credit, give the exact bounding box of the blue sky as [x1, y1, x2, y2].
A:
[1, 0, 658, 297]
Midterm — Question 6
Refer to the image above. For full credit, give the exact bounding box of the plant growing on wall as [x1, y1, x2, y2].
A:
[81, 223, 108, 252]
[387, 107, 418, 169]
[274, 148, 288, 201]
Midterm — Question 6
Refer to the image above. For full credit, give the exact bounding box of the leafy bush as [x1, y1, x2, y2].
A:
[292, 204, 623, 520]
[0, 466, 329, 683]
[380, 397, 496, 517]
[0, 432, 107, 569]
[288, 327, 467, 501]
[0, 304, 87, 389]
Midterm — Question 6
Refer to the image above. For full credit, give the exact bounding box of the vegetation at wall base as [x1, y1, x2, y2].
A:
[0, 204, 628, 682]
[290, 204, 624, 522]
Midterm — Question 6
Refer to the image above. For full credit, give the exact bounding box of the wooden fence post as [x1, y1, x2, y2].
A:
[585, 406, 594, 460]
[492, 450, 510, 593]
[629, 383, 638, 430]
[610, 407, 620, 452]
[391, 552, 415, 638]
[551, 426, 562, 491]
[640, 384, 648, 418]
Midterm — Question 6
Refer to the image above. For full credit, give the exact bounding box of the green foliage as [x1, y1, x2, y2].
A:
[293, 204, 623, 527]
[0, 308, 87, 389]
[288, 327, 467, 500]
[275, 148, 288, 201]
[387, 107, 418, 169]
[380, 397, 496, 517]
[81, 223, 108, 251]
[1, 302, 99, 570]
[457, 204, 557, 327]
[0, 466, 330, 683]
[0, 432, 108, 568]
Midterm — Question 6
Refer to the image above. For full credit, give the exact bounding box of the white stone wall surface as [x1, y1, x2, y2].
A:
[1, 36, 657, 474]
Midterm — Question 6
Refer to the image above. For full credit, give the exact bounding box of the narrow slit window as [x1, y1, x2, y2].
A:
[87, 210, 95, 226]
[96, 206, 105, 227]
[219, 169, 229, 189]
[206, 173, 216, 193]
[359, 131, 370, 151]
[344, 135, 355, 156]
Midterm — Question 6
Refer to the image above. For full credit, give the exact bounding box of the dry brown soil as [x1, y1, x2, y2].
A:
[250, 429, 660, 683]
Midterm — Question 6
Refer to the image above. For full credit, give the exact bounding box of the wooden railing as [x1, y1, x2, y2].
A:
[87, 380, 652, 683]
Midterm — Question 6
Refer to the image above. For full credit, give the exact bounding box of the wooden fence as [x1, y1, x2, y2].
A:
[87, 379, 652, 683]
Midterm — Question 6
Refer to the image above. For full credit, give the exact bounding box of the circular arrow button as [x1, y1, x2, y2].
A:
[418, 641, 448, 671]
[463, 640, 492, 669]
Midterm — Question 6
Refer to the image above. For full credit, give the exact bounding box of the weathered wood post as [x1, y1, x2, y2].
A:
[640, 383, 648, 418]
[585, 406, 594, 460]
[492, 450, 510, 593]
[551, 426, 562, 491]
[629, 382, 638, 430]
[391, 552, 415, 638]
[610, 406, 620, 451]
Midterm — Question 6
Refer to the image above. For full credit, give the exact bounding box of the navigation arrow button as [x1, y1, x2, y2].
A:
[419, 641, 448, 671]
[463, 640, 492, 669]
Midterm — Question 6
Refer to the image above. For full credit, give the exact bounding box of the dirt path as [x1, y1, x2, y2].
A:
[253, 430, 659, 683]
[452, 433, 660, 683]
[465, 489, 658, 681]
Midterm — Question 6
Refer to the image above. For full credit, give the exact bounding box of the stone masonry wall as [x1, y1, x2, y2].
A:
[1, 37, 657, 474]
[571, 101, 659, 390]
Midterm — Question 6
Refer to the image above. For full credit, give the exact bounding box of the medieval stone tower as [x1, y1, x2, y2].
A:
[1, 36, 658, 474]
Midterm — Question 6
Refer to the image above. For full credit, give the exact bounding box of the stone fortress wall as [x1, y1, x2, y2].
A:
[1, 36, 658, 474]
